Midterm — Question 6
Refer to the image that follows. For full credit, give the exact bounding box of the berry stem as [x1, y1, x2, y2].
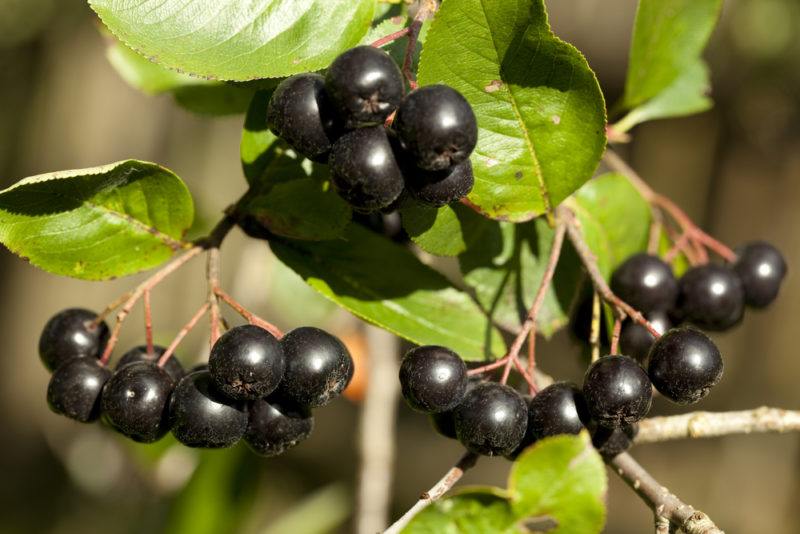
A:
[369, 27, 410, 48]
[157, 302, 210, 368]
[143, 289, 154, 355]
[526, 330, 536, 395]
[206, 247, 223, 346]
[467, 356, 511, 376]
[590, 291, 602, 363]
[610, 317, 622, 355]
[213, 288, 284, 339]
[93, 291, 132, 326]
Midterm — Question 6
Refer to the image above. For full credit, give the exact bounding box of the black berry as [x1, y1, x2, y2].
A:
[116, 345, 185, 383]
[325, 45, 404, 128]
[46, 358, 111, 423]
[647, 327, 723, 404]
[39, 308, 109, 372]
[429, 378, 481, 439]
[399, 345, 468, 413]
[733, 241, 787, 308]
[569, 291, 609, 346]
[394, 84, 478, 171]
[619, 311, 671, 365]
[244, 397, 314, 457]
[454, 382, 528, 456]
[101, 362, 174, 442]
[168, 370, 248, 448]
[405, 159, 474, 207]
[277, 326, 354, 408]
[610, 254, 678, 313]
[583, 355, 652, 428]
[591, 423, 638, 459]
[674, 264, 745, 331]
[209, 325, 285, 401]
[329, 126, 404, 211]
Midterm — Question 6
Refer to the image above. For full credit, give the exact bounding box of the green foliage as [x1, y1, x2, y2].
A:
[0, 160, 193, 280]
[89, 0, 375, 81]
[417, 0, 606, 222]
[403, 489, 522, 534]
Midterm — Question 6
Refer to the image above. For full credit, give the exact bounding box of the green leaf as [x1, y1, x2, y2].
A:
[90, 0, 375, 81]
[0, 160, 193, 280]
[402, 489, 522, 534]
[270, 224, 506, 360]
[508, 433, 607, 534]
[400, 202, 489, 257]
[417, 0, 606, 222]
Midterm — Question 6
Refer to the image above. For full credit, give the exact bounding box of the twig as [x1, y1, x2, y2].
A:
[143, 289, 154, 355]
[610, 317, 622, 355]
[206, 247, 222, 346]
[214, 287, 284, 339]
[590, 291, 601, 363]
[157, 302, 210, 367]
[370, 27, 410, 48]
[610, 452, 724, 534]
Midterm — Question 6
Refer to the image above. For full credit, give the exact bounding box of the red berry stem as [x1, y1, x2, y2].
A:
[610, 317, 622, 355]
[143, 288, 154, 355]
[206, 247, 223, 347]
[369, 27, 410, 48]
[213, 288, 284, 339]
[157, 302, 210, 368]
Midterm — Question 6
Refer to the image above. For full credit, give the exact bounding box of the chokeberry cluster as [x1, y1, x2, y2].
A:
[266, 45, 478, 211]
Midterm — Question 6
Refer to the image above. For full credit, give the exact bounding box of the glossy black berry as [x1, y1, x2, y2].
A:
[46, 358, 111, 422]
[399, 345, 468, 413]
[591, 423, 638, 459]
[569, 291, 609, 346]
[675, 264, 745, 331]
[429, 379, 481, 439]
[209, 325, 285, 401]
[647, 327, 723, 404]
[168, 370, 248, 448]
[610, 254, 678, 313]
[454, 382, 528, 456]
[733, 241, 787, 308]
[583, 355, 652, 428]
[405, 159, 474, 207]
[101, 362, 174, 442]
[116, 345, 185, 383]
[39, 308, 109, 372]
[325, 46, 404, 128]
[266, 73, 340, 162]
[329, 126, 404, 211]
[394, 84, 478, 171]
[277, 326, 354, 408]
[244, 397, 314, 457]
[619, 311, 671, 365]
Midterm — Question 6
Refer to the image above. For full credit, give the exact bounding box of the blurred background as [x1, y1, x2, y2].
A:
[0, 0, 798, 532]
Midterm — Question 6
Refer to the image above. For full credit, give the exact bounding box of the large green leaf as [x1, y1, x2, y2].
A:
[270, 224, 506, 360]
[400, 202, 489, 257]
[90, 0, 375, 81]
[417, 0, 606, 222]
[402, 489, 522, 534]
[0, 160, 193, 280]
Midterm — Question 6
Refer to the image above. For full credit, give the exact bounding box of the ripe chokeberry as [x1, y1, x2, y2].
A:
[647, 327, 723, 404]
[674, 264, 744, 331]
[404, 159, 474, 207]
[454, 382, 528, 456]
[101, 362, 174, 442]
[393, 84, 478, 171]
[400, 345, 468, 413]
[619, 310, 671, 365]
[429, 378, 481, 440]
[209, 325, 285, 401]
[583, 355, 652, 428]
[47, 358, 111, 422]
[329, 126, 404, 211]
[244, 397, 314, 457]
[168, 370, 248, 448]
[591, 423, 638, 459]
[39, 308, 109, 372]
[116, 345, 185, 383]
[325, 45, 404, 128]
[610, 254, 678, 313]
[266, 73, 340, 162]
[277, 326, 354, 408]
[733, 241, 787, 308]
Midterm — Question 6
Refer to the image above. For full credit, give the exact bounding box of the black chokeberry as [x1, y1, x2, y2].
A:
[209, 325, 285, 401]
[39, 308, 109, 372]
[329, 126, 404, 211]
[168, 370, 248, 448]
[116, 345, 185, 383]
[404, 159, 474, 207]
[429, 378, 481, 440]
[399, 345, 468, 413]
[610, 254, 678, 313]
[266, 73, 340, 162]
[325, 45, 404, 128]
[619, 311, 671, 365]
[583, 355, 652, 428]
[244, 397, 314, 457]
[47, 358, 111, 422]
[101, 362, 174, 442]
[454, 382, 528, 456]
[591, 423, 638, 459]
[394, 84, 478, 171]
[733, 241, 787, 308]
[647, 327, 723, 404]
[674, 264, 744, 331]
[277, 326, 353, 408]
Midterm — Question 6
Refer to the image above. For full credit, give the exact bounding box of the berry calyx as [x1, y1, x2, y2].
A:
[116, 345, 185, 383]
[244, 397, 314, 457]
[277, 326, 354, 408]
[46, 358, 111, 423]
[610, 254, 678, 313]
[101, 362, 174, 442]
[209, 325, 285, 401]
[404, 159, 474, 207]
[647, 327, 723, 405]
[733, 241, 787, 308]
[674, 264, 744, 331]
[399, 345, 468, 413]
[619, 310, 671, 365]
[582, 355, 652, 428]
[39, 308, 110, 372]
[454, 382, 528, 456]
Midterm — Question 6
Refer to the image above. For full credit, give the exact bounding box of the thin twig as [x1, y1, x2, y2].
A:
[206, 247, 222, 346]
[93, 291, 132, 326]
[610, 317, 622, 355]
[157, 302, 210, 367]
[144, 289, 154, 355]
[590, 291, 601, 363]
[214, 288, 284, 339]
[370, 27, 410, 48]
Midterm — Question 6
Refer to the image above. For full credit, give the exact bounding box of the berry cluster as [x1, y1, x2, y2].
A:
[267, 45, 478, 210]
[42, 309, 353, 456]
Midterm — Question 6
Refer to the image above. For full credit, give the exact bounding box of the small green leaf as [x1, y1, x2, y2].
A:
[402, 489, 522, 534]
[90, 0, 375, 81]
[270, 224, 506, 360]
[417, 0, 606, 221]
[0, 160, 193, 280]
